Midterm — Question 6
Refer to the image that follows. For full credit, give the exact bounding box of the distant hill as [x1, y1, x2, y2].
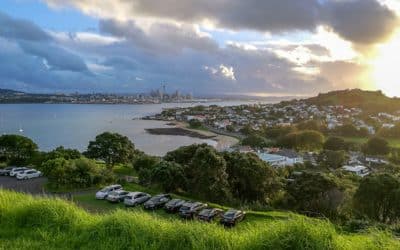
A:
[0, 88, 24, 95]
[303, 89, 400, 114]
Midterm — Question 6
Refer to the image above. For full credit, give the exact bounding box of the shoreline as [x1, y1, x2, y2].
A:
[145, 120, 240, 151]
[145, 127, 216, 139]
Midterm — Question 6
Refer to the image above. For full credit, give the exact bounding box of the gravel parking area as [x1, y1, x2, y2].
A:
[0, 176, 48, 194]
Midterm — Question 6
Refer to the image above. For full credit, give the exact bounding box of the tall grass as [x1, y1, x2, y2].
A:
[0, 190, 398, 250]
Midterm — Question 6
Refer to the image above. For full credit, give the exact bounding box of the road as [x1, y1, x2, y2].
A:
[0, 176, 48, 194]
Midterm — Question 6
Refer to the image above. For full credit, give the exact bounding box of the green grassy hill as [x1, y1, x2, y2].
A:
[0, 190, 399, 250]
[304, 89, 400, 114]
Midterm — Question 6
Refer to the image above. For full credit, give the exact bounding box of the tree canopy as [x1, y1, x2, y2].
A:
[0, 134, 38, 165]
[285, 172, 344, 218]
[363, 137, 390, 156]
[354, 174, 400, 223]
[85, 132, 136, 169]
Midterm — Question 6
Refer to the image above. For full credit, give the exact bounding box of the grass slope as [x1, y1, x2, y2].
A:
[0, 190, 399, 250]
[305, 89, 400, 114]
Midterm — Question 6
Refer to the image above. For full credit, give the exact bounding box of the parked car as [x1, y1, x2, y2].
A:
[9, 167, 30, 177]
[197, 208, 224, 222]
[124, 192, 151, 207]
[164, 199, 186, 213]
[179, 201, 208, 219]
[16, 169, 42, 180]
[0, 167, 14, 176]
[95, 184, 123, 199]
[106, 190, 130, 203]
[220, 209, 246, 226]
[143, 194, 171, 210]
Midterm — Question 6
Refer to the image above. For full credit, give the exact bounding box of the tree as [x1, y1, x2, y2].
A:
[239, 124, 255, 135]
[297, 120, 325, 132]
[318, 150, 348, 169]
[263, 125, 295, 139]
[150, 161, 186, 192]
[354, 173, 400, 223]
[285, 172, 344, 218]
[323, 136, 347, 151]
[85, 132, 136, 169]
[298, 130, 325, 151]
[164, 143, 209, 165]
[241, 134, 270, 148]
[278, 130, 324, 151]
[187, 146, 231, 202]
[0, 134, 38, 165]
[188, 119, 202, 128]
[363, 137, 390, 156]
[46, 146, 81, 160]
[223, 152, 280, 203]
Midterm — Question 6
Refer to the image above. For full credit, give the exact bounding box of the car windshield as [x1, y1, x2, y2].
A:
[224, 211, 237, 218]
[108, 191, 118, 196]
[100, 187, 110, 192]
[199, 209, 211, 216]
[168, 199, 180, 205]
[180, 205, 191, 211]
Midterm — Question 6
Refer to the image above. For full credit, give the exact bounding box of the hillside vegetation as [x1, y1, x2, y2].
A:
[304, 89, 400, 114]
[0, 190, 399, 250]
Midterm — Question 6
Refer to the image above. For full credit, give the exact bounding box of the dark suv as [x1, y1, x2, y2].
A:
[164, 199, 186, 213]
[197, 208, 223, 222]
[179, 201, 207, 219]
[220, 209, 246, 226]
[143, 194, 172, 210]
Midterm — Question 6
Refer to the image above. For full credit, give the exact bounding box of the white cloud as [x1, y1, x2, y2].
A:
[219, 64, 236, 81]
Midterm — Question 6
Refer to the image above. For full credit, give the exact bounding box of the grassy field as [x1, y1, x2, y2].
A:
[1, 189, 400, 249]
[341, 136, 400, 148]
[71, 182, 291, 228]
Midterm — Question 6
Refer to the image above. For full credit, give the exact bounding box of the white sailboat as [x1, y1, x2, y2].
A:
[18, 124, 24, 133]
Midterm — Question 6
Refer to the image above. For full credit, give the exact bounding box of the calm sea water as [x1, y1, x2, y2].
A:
[0, 101, 258, 156]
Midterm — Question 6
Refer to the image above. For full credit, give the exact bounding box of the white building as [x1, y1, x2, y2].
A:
[342, 165, 370, 177]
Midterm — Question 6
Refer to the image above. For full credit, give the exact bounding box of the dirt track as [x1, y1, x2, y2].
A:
[0, 176, 48, 194]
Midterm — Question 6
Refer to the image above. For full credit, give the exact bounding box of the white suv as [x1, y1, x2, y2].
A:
[16, 169, 42, 180]
[9, 167, 30, 177]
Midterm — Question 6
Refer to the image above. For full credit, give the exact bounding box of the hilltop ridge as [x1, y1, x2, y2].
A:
[301, 89, 400, 114]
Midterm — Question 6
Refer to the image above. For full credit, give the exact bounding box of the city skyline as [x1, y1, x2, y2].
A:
[0, 0, 399, 96]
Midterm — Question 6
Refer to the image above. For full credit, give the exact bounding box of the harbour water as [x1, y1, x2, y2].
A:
[0, 101, 260, 155]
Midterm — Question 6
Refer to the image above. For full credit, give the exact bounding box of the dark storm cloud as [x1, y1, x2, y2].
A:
[323, 0, 398, 44]
[0, 11, 52, 41]
[48, 0, 399, 45]
[0, 10, 89, 74]
[18, 41, 89, 72]
[99, 19, 218, 54]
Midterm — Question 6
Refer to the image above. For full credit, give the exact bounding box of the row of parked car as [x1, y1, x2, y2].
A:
[95, 184, 246, 226]
[0, 167, 42, 180]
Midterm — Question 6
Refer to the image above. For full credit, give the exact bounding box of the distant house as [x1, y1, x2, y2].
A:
[342, 165, 370, 177]
[274, 149, 304, 165]
[238, 146, 254, 153]
[257, 150, 303, 167]
[257, 153, 287, 167]
[365, 157, 389, 165]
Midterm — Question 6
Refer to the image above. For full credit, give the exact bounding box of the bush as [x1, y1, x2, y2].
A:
[42, 157, 114, 189]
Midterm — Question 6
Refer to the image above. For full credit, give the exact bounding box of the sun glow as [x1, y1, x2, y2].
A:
[371, 31, 400, 97]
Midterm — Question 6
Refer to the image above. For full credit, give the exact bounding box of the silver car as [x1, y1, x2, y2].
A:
[124, 192, 151, 207]
[95, 184, 122, 199]
[106, 190, 130, 203]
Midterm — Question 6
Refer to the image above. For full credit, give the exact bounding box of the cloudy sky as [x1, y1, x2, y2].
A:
[0, 0, 399, 97]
